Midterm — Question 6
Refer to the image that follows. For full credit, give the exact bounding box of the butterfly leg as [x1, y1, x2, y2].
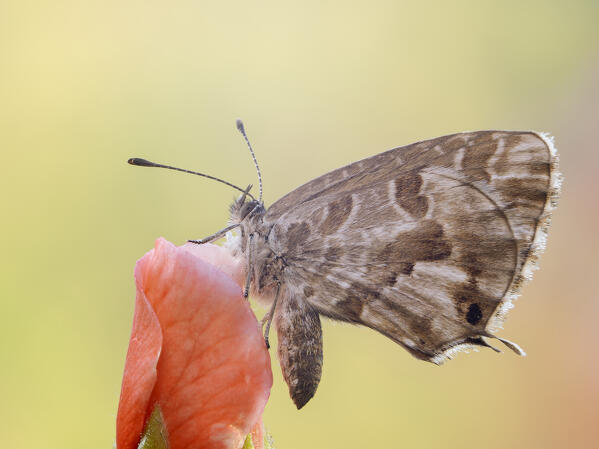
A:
[243, 233, 254, 298]
[262, 281, 281, 349]
[188, 224, 239, 244]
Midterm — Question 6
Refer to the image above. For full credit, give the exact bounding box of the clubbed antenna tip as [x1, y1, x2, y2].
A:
[128, 158, 155, 167]
[236, 119, 245, 133]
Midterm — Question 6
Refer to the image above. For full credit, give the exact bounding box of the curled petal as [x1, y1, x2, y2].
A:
[117, 238, 272, 449]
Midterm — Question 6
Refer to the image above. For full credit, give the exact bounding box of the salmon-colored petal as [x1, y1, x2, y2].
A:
[116, 280, 163, 449]
[249, 418, 265, 449]
[181, 242, 245, 288]
[118, 238, 272, 449]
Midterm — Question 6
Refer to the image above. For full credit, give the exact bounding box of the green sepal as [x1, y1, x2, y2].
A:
[241, 427, 274, 449]
[137, 405, 168, 449]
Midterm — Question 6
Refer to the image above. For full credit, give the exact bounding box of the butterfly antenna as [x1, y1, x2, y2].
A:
[127, 158, 256, 200]
[236, 119, 263, 203]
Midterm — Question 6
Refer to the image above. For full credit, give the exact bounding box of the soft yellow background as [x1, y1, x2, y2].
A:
[1, 1, 598, 448]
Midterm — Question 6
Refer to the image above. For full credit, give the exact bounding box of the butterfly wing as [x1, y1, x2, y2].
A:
[265, 131, 560, 362]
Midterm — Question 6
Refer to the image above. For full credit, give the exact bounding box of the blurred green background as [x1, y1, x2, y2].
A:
[1, 1, 598, 448]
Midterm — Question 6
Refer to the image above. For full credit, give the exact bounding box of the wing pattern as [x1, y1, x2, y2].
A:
[265, 131, 560, 362]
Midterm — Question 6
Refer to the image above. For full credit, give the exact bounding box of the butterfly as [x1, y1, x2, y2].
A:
[129, 121, 560, 409]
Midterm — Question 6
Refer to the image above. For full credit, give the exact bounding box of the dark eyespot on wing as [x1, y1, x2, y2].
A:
[466, 303, 483, 325]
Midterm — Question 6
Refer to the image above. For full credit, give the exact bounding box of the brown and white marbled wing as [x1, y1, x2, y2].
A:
[266, 131, 560, 362]
[264, 132, 458, 219]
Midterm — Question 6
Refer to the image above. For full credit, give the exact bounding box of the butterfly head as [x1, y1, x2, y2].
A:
[240, 200, 263, 220]
[230, 185, 265, 224]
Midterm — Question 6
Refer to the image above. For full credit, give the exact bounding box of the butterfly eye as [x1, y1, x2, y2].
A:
[240, 200, 259, 220]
